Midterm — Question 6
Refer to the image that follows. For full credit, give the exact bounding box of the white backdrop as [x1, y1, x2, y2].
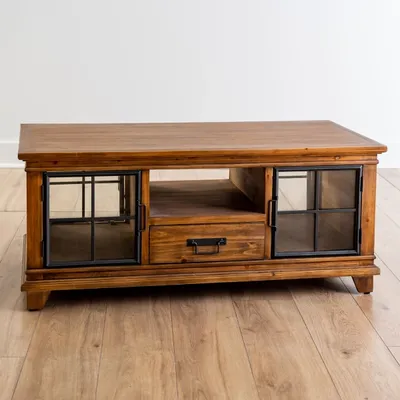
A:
[1, 0, 399, 167]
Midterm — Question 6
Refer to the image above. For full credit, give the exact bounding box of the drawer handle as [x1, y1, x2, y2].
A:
[186, 238, 227, 255]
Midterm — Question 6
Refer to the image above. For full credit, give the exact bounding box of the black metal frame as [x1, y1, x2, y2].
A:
[270, 165, 363, 258]
[43, 170, 142, 268]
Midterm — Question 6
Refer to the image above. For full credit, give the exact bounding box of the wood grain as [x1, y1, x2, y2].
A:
[264, 168, 273, 259]
[0, 357, 24, 400]
[149, 223, 265, 264]
[234, 293, 340, 399]
[150, 179, 265, 225]
[390, 347, 400, 365]
[141, 170, 150, 264]
[0, 169, 26, 212]
[22, 266, 379, 292]
[26, 155, 379, 172]
[97, 292, 177, 400]
[171, 290, 259, 399]
[342, 257, 400, 347]
[0, 236, 39, 356]
[291, 278, 400, 400]
[352, 276, 373, 293]
[18, 121, 386, 163]
[13, 298, 106, 400]
[0, 212, 24, 262]
[229, 167, 266, 212]
[26, 172, 42, 269]
[361, 164, 377, 255]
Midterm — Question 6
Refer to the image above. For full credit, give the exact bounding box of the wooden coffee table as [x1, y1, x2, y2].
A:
[18, 121, 387, 310]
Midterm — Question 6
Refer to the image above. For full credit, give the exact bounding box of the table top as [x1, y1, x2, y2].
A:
[18, 120, 386, 164]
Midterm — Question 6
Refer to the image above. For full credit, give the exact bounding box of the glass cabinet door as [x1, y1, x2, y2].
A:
[270, 166, 362, 258]
[43, 171, 142, 267]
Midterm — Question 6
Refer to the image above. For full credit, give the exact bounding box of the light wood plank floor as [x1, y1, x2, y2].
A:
[1, 168, 400, 400]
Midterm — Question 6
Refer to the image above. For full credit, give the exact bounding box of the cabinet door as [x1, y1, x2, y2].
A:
[270, 166, 362, 258]
[43, 171, 143, 267]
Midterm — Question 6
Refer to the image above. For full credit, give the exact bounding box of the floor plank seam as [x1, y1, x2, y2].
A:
[378, 171, 400, 193]
[94, 300, 108, 400]
[374, 251, 400, 286]
[169, 294, 180, 400]
[389, 349, 400, 368]
[289, 287, 344, 400]
[339, 277, 400, 369]
[11, 308, 43, 400]
[230, 293, 262, 400]
[0, 213, 24, 265]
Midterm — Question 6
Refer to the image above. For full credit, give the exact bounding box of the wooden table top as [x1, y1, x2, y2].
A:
[18, 120, 386, 164]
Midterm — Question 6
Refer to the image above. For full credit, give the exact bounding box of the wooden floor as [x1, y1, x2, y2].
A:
[2, 168, 400, 399]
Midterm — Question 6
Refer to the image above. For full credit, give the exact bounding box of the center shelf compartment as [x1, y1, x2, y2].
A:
[149, 179, 266, 225]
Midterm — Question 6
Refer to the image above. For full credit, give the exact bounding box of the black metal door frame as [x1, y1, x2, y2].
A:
[43, 170, 142, 268]
[270, 165, 363, 258]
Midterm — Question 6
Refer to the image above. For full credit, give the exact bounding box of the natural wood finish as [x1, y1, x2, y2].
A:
[352, 276, 373, 294]
[390, 348, 400, 365]
[26, 291, 50, 311]
[26, 155, 379, 172]
[342, 257, 400, 347]
[361, 164, 377, 255]
[150, 179, 265, 225]
[1, 235, 40, 356]
[140, 170, 150, 264]
[149, 223, 265, 264]
[0, 212, 24, 261]
[229, 167, 266, 212]
[264, 168, 273, 259]
[0, 357, 24, 400]
[97, 293, 177, 399]
[3, 168, 400, 399]
[171, 291, 259, 399]
[234, 295, 340, 399]
[26, 172, 42, 269]
[26, 262, 378, 281]
[0, 169, 26, 212]
[21, 266, 379, 293]
[13, 297, 106, 400]
[24, 254, 375, 275]
[291, 279, 400, 399]
[18, 121, 387, 164]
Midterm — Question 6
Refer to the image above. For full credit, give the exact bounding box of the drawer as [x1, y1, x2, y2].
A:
[150, 223, 265, 264]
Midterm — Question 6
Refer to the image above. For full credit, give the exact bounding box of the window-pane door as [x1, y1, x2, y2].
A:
[271, 167, 362, 258]
[44, 171, 142, 267]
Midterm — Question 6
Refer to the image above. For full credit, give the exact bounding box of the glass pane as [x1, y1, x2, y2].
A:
[278, 171, 315, 211]
[276, 213, 314, 253]
[94, 222, 135, 260]
[49, 223, 91, 263]
[318, 213, 355, 251]
[93, 175, 136, 217]
[49, 176, 86, 218]
[320, 170, 357, 209]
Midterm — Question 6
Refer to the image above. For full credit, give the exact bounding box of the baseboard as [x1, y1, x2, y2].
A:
[0, 140, 399, 168]
[0, 141, 23, 168]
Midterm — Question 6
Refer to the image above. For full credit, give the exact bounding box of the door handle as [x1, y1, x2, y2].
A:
[268, 200, 277, 229]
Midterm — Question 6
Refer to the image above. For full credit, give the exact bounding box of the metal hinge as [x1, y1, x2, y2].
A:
[41, 184, 44, 202]
[359, 229, 362, 244]
[360, 179, 364, 192]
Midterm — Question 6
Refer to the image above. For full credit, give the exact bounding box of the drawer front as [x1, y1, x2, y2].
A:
[150, 223, 265, 264]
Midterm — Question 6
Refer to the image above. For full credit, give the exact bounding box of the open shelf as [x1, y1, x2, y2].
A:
[149, 179, 266, 225]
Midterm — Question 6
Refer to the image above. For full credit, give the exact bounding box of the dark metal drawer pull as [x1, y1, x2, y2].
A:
[186, 238, 227, 255]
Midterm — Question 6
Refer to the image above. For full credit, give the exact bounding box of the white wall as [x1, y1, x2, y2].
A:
[1, 0, 399, 167]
